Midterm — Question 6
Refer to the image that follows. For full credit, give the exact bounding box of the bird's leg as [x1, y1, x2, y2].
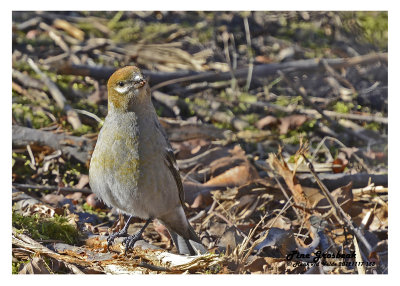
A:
[107, 215, 134, 250]
[123, 218, 152, 254]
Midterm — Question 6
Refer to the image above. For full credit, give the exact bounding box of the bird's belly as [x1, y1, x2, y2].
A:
[135, 157, 181, 217]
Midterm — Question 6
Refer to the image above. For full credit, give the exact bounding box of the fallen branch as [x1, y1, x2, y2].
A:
[251, 101, 387, 124]
[13, 183, 92, 195]
[296, 172, 387, 190]
[12, 125, 94, 163]
[56, 52, 387, 89]
[159, 118, 232, 142]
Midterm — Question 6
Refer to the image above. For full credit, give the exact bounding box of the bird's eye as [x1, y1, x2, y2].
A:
[118, 81, 125, 87]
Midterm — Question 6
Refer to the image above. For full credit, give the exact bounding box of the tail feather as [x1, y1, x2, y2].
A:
[169, 228, 207, 255]
[159, 207, 207, 255]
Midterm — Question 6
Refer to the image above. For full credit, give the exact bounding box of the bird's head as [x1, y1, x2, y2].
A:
[107, 66, 149, 113]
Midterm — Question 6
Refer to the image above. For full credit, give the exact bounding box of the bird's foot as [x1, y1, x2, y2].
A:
[107, 229, 129, 251]
[122, 232, 142, 254]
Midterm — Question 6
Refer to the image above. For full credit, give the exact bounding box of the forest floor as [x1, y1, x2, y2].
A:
[12, 11, 387, 274]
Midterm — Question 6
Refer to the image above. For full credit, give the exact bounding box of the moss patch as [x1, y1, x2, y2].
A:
[12, 211, 79, 245]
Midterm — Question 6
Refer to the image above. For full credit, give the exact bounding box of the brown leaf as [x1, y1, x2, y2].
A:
[75, 174, 89, 189]
[86, 193, 106, 209]
[332, 158, 347, 173]
[244, 256, 268, 272]
[315, 182, 353, 213]
[208, 222, 227, 237]
[256, 115, 278, 130]
[19, 256, 50, 274]
[190, 193, 213, 208]
[278, 114, 308, 134]
[268, 153, 309, 207]
[204, 164, 259, 187]
[255, 55, 273, 64]
[218, 226, 244, 251]
[42, 194, 65, 206]
[183, 181, 218, 206]
[53, 19, 85, 41]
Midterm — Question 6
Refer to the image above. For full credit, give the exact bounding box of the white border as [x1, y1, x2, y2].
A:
[3, 1, 396, 284]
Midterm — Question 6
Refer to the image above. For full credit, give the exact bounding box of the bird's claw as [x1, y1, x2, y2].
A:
[122, 233, 142, 254]
[107, 229, 128, 251]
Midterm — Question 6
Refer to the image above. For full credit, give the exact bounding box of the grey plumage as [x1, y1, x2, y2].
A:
[89, 66, 206, 255]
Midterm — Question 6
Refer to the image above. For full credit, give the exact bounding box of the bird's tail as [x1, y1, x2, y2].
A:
[168, 224, 207, 255]
[160, 207, 207, 255]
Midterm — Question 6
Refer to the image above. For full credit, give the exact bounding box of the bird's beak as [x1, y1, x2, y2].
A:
[133, 75, 146, 89]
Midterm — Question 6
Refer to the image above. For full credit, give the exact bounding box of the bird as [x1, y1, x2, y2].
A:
[89, 66, 206, 255]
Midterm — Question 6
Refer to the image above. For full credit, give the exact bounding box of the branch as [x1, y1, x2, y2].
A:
[56, 52, 388, 89]
[12, 125, 94, 163]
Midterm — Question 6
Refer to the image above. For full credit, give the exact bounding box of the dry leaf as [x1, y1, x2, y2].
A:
[256, 115, 278, 130]
[278, 114, 308, 134]
[19, 256, 50, 274]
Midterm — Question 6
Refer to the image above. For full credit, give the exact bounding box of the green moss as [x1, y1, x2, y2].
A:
[241, 113, 259, 125]
[333, 101, 354, 114]
[12, 260, 29, 274]
[213, 121, 233, 130]
[274, 95, 302, 107]
[358, 12, 387, 49]
[82, 203, 108, 218]
[113, 26, 141, 42]
[12, 152, 35, 179]
[12, 211, 80, 245]
[279, 131, 307, 145]
[197, 26, 214, 44]
[238, 93, 258, 103]
[107, 11, 124, 29]
[76, 22, 105, 38]
[193, 97, 210, 108]
[71, 124, 93, 136]
[364, 122, 381, 131]
[276, 20, 331, 57]
[12, 103, 52, 129]
[342, 11, 388, 50]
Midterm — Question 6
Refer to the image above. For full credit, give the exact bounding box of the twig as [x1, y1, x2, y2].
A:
[311, 136, 370, 172]
[238, 197, 293, 267]
[12, 69, 45, 90]
[251, 100, 388, 124]
[352, 184, 388, 197]
[26, 144, 36, 170]
[301, 154, 373, 254]
[211, 211, 249, 239]
[279, 70, 374, 143]
[12, 228, 87, 273]
[39, 22, 70, 53]
[74, 109, 103, 124]
[321, 59, 356, 94]
[353, 236, 366, 274]
[191, 104, 249, 131]
[27, 58, 82, 130]
[222, 31, 238, 91]
[13, 183, 92, 194]
[243, 16, 254, 92]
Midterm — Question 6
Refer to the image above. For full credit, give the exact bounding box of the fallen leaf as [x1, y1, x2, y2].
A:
[278, 114, 308, 134]
[19, 256, 50, 274]
[256, 115, 278, 130]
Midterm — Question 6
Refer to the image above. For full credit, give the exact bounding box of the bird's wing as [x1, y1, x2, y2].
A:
[154, 117, 185, 206]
